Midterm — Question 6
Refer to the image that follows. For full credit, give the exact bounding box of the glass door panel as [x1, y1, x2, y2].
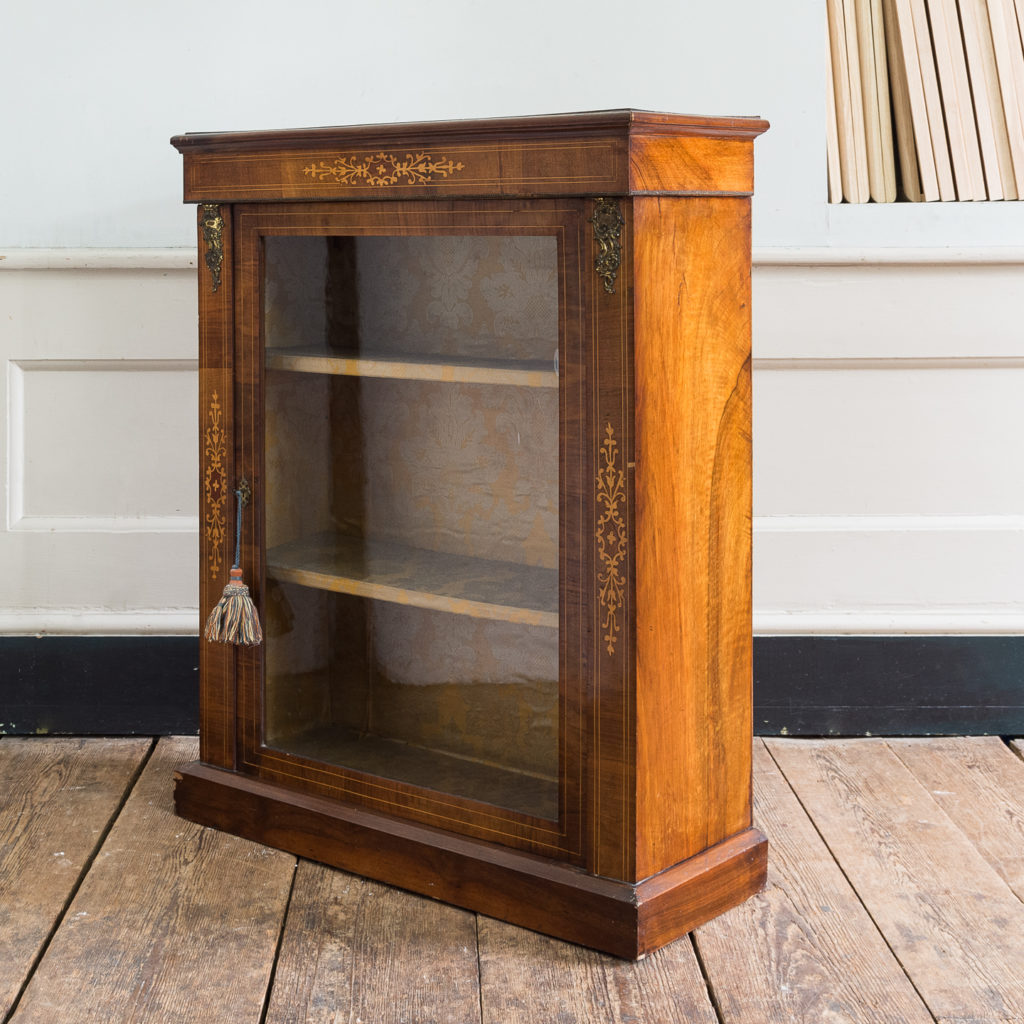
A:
[261, 233, 560, 819]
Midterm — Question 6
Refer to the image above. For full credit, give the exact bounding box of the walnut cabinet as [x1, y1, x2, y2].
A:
[172, 110, 769, 958]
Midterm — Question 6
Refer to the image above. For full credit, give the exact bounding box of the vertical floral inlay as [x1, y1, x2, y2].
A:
[204, 391, 227, 578]
[596, 423, 627, 656]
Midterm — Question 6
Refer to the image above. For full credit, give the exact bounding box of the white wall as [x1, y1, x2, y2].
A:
[1, 0, 808, 247]
[753, 252, 1024, 633]
[0, 256, 199, 633]
[1, 0, 1021, 634]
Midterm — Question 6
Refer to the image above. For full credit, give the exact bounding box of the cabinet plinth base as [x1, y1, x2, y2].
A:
[173, 761, 767, 959]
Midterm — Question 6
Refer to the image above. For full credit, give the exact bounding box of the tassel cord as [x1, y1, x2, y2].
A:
[233, 487, 243, 570]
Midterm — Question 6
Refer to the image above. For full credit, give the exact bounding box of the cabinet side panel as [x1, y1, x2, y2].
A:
[633, 196, 753, 878]
[198, 203, 237, 770]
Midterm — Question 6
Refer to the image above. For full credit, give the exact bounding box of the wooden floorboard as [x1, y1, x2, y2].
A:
[264, 859, 481, 1024]
[0, 737, 150, 1021]
[7, 738, 297, 1024]
[477, 917, 718, 1024]
[693, 741, 933, 1024]
[3, 736, 1023, 1023]
[890, 736, 1024, 902]
[768, 738, 1024, 1024]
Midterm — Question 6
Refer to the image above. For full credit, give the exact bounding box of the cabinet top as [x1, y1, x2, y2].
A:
[172, 109, 769, 204]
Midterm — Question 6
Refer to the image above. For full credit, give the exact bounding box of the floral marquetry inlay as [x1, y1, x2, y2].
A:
[303, 151, 466, 187]
[204, 391, 228, 579]
[596, 423, 627, 656]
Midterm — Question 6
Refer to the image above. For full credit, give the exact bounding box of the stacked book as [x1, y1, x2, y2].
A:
[827, 0, 1024, 201]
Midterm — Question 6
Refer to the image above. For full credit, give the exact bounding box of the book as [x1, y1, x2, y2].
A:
[890, 0, 943, 198]
[986, 0, 1024, 194]
[857, 0, 899, 200]
[929, 0, 987, 198]
[827, 0, 1024, 202]
[908, 0, 957, 198]
[827, 21, 845, 202]
[829, 0, 871, 200]
[869, 0, 899, 199]
[959, 0, 1013, 198]
[883, 0, 924, 199]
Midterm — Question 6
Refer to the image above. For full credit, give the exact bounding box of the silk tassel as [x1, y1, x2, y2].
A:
[204, 488, 263, 646]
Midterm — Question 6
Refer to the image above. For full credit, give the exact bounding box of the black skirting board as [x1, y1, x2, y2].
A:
[0, 635, 1021, 737]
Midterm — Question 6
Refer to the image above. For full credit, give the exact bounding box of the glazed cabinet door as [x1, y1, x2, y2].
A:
[232, 200, 587, 861]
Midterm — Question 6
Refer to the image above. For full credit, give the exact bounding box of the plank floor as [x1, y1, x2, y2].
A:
[2, 736, 1023, 1024]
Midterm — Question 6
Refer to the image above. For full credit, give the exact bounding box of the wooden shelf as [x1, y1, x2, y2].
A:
[265, 346, 558, 388]
[267, 532, 558, 627]
[272, 726, 558, 820]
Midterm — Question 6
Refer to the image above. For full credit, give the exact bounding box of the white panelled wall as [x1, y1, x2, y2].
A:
[753, 251, 1024, 633]
[2, 249, 1021, 634]
[2, 0, 1021, 637]
[0, 255, 199, 633]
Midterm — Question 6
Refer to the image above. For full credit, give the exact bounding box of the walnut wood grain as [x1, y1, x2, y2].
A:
[173, 109, 770, 153]
[264, 860, 480, 1024]
[633, 195, 754, 878]
[198, 202, 236, 771]
[0, 738, 150, 1020]
[557, 202, 589, 880]
[175, 761, 766, 960]
[587, 196, 637, 883]
[11, 738, 296, 1024]
[635, 826, 766, 955]
[179, 113, 767, 956]
[172, 110, 768, 203]
[694, 742, 933, 1023]
[768, 738, 1024, 1023]
[629, 134, 755, 193]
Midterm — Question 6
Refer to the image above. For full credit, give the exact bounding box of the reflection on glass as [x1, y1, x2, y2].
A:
[262, 235, 560, 819]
